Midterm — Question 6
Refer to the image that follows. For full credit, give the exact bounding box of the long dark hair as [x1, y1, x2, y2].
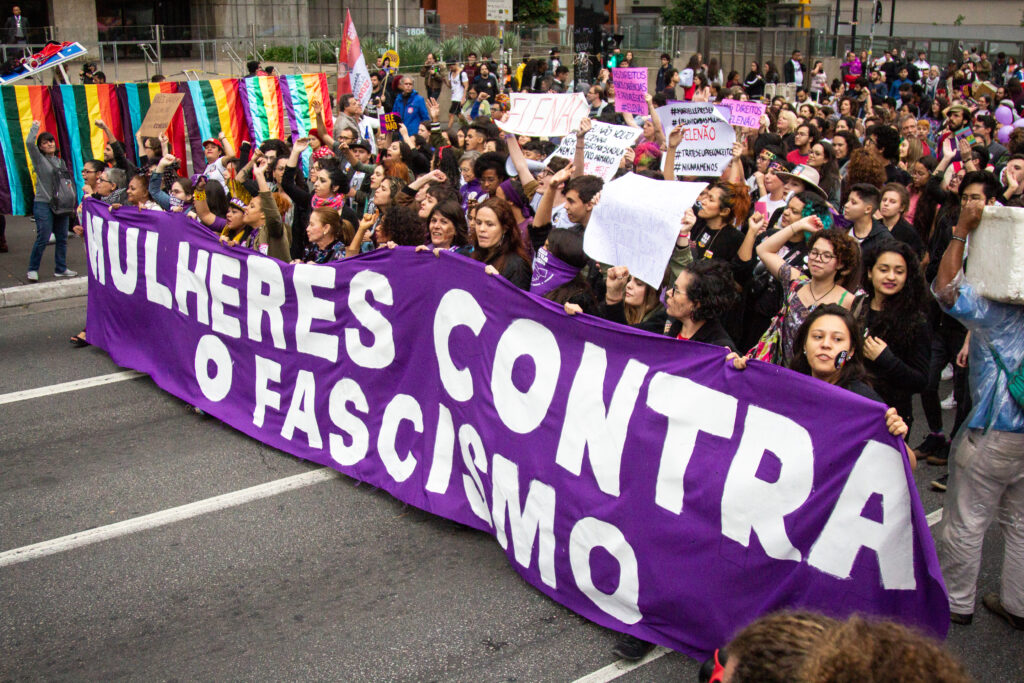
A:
[911, 173, 953, 246]
[542, 227, 595, 308]
[471, 196, 531, 273]
[861, 242, 927, 358]
[789, 304, 867, 388]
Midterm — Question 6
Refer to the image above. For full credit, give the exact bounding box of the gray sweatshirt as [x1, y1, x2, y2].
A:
[26, 121, 67, 205]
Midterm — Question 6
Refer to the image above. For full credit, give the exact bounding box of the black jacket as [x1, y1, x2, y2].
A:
[4, 15, 28, 43]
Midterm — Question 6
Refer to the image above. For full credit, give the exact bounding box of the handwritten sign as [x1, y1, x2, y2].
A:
[496, 92, 589, 137]
[545, 121, 643, 181]
[137, 93, 185, 138]
[585, 173, 708, 287]
[656, 102, 735, 177]
[612, 67, 648, 116]
[721, 99, 766, 129]
[379, 112, 402, 133]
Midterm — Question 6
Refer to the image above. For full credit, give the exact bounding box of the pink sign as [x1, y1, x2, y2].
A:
[611, 67, 648, 116]
[722, 99, 766, 129]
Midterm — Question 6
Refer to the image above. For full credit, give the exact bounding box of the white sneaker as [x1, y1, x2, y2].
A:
[54, 269, 78, 278]
[941, 392, 957, 410]
[940, 363, 954, 382]
[26, 270, 38, 282]
[48, 233, 56, 244]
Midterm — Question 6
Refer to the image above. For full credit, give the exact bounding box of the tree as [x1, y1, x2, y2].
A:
[663, 0, 767, 28]
[514, 0, 560, 25]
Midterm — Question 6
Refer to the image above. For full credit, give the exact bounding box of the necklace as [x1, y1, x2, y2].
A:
[807, 281, 836, 305]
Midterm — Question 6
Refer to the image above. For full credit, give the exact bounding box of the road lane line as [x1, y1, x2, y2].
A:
[571, 647, 671, 683]
[0, 469, 338, 568]
[0, 370, 145, 406]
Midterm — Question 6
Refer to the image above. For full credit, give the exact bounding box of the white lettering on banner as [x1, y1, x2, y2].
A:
[378, 393, 422, 483]
[194, 333, 232, 401]
[175, 242, 211, 325]
[808, 440, 915, 590]
[209, 253, 242, 339]
[569, 517, 642, 624]
[646, 372, 737, 515]
[433, 288, 487, 402]
[252, 354, 282, 428]
[144, 232, 172, 309]
[655, 102, 735, 177]
[86, 214, 106, 285]
[107, 224, 138, 295]
[327, 377, 370, 467]
[720, 406, 813, 562]
[545, 121, 642, 181]
[491, 453, 558, 589]
[555, 342, 649, 497]
[346, 270, 396, 369]
[281, 370, 322, 448]
[426, 403, 455, 494]
[460, 422, 493, 526]
[492, 319, 562, 434]
[584, 173, 707, 289]
[293, 263, 338, 362]
[246, 256, 287, 349]
[496, 92, 589, 137]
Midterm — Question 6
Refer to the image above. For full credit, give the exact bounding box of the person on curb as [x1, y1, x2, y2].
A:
[25, 121, 76, 282]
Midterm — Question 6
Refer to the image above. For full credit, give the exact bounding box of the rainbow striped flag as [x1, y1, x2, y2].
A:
[181, 78, 250, 174]
[117, 81, 188, 176]
[51, 83, 125, 191]
[280, 73, 334, 142]
[239, 76, 285, 146]
[0, 85, 61, 215]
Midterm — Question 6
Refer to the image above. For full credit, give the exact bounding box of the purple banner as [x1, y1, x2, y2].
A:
[80, 200, 949, 656]
[612, 67, 648, 116]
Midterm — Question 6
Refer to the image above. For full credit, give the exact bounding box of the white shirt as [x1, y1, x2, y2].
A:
[449, 70, 468, 102]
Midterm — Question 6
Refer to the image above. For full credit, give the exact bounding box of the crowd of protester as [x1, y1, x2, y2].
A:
[20, 42, 1024, 671]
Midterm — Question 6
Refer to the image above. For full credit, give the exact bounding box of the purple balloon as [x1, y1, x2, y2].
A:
[997, 124, 1014, 144]
[995, 105, 1014, 126]
[1015, 118, 1024, 129]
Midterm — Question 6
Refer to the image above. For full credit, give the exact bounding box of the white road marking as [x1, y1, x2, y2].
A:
[571, 647, 671, 683]
[0, 370, 145, 406]
[0, 469, 338, 568]
[927, 508, 943, 527]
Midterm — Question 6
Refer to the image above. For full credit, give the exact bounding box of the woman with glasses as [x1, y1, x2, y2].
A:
[752, 217, 862, 366]
[664, 260, 741, 351]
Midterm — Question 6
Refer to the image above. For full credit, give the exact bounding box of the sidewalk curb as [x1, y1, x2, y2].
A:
[0, 277, 88, 308]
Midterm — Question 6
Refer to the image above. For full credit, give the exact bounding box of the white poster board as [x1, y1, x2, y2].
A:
[496, 93, 589, 137]
[545, 121, 643, 181]
[655, 102, 735, 177]
[584, 173, 708, 288]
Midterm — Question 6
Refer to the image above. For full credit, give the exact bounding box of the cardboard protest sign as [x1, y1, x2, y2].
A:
[585, 173, 707, 287]
[611, 67, 648, 115]
[137, 93, 185, 138]
[721, 99, 766, 129]
[656, 102, 735, 177]
[379, 112, 402, 132]
[545, 121, 642, 181]
[496, 92, 589, 137]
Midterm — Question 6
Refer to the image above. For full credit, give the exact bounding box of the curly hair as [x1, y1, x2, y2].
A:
[726, 611, 838, 683]
[684, 259, 740, 322]
[381, 205, 427, 246]
[810, 229, 861, 290]
[471, 196, 531, 272]
[798, 615, 972, 683]
[861, 242, 928, 355]
[841, 148, 886, 205]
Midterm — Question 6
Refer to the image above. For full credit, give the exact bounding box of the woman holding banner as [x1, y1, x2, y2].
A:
[475, 197, 532, 290]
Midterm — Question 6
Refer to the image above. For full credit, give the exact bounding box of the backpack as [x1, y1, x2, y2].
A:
[990, 344, 1024, 413]
[50, 161, 76, 215]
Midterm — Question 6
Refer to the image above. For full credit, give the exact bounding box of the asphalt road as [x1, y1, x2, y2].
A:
[1, 296, 1021, 681]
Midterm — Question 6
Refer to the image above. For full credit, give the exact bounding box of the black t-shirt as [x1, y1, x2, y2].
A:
[690, 220, 744, 264]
